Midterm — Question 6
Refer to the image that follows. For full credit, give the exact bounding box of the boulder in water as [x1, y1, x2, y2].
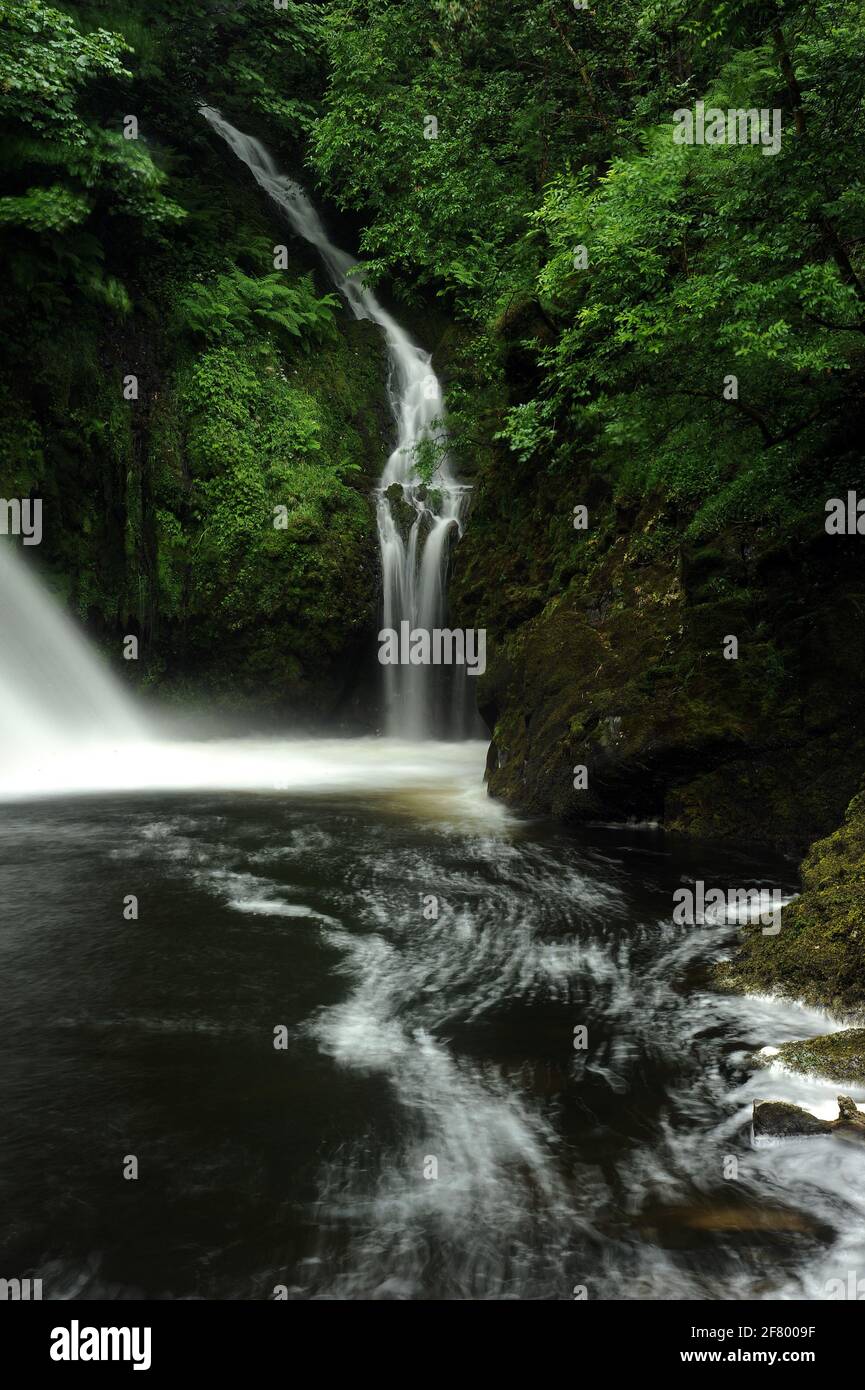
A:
[383, 482, 418, 541]
[752, 1095, 865, 1142]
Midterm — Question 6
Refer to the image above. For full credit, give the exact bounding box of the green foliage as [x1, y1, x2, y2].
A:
[212, 0, 323, 134]
[0, 1, 182, 226]
[310, 0, 565, 317]
[527, 20, 865, 530]
[409, 433, 447, 485]
[0, 1, 184, 331]
[306, 0, 865, 540]
[148, 338, 376, 693]
[494, 401, 556, 466]
[0, 182, 90, 230]
[0, 0, 376, 703]
[175, 268, 338, 350]
[0, 0, 131, 138]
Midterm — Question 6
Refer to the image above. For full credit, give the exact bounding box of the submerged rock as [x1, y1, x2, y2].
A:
[634, 1201, 816, 1236]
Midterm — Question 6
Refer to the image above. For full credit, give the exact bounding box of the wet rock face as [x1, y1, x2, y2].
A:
[452, 462, 865, 856]
[452, 448, 865, 1015]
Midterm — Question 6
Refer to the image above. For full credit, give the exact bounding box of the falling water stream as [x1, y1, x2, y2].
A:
[0, 543, 145, 761]
[200, 106, 471, 738]
[0, 115, 862, 1302]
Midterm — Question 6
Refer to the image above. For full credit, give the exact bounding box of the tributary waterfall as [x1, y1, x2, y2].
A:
[201, 106, 472, 737]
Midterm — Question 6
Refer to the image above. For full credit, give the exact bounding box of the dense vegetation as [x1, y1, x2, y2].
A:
[310, 0, 864, 525]
[0, 0, 386, 712]
[1, 0, 863, 796]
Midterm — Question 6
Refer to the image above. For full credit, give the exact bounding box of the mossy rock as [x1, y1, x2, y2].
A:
[383, 482, 416, 539]
[755, 1029, 865, 1085]
[715, 788, 865, 1017]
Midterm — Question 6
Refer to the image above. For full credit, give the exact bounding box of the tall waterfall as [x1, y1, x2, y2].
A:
[0, 542, 145, 762]
[201, 107, 472, 738]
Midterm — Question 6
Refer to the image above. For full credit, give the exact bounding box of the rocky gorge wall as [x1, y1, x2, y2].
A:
[446, 315, 865, 1037]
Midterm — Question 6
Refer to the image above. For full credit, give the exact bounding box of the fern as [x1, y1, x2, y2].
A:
[176, 268, 339, 350]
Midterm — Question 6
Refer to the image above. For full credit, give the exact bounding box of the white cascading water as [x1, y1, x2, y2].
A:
[199, 106, 472, 738]
[0, 541, 145, 764]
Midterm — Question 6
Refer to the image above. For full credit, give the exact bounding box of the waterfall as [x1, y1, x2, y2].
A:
[200, 107, 472, 738]
[0, 542, 145, 763]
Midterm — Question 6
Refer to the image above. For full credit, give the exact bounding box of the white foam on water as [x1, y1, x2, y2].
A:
[228, 898, 340, 924]
[0, 735, 498, 822]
